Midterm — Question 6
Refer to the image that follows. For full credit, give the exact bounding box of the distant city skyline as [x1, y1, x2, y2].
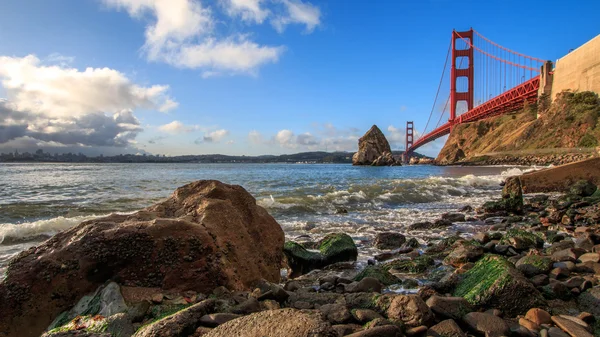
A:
[0, 0, 598, 157]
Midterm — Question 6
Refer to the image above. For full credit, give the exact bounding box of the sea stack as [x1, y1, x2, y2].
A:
[352, 125, 400, 166]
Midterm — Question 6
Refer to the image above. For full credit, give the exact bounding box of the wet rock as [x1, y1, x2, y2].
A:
[552, 249, 579, 262]
[1, 181, 285, 337]
[453, 255, 545, 316]
[502, 176, 524, 214]
[500, 229, 544, 250]
[345, 277, 383, 293]
[204, 308, 338, 337]
[525, 308, 552, 326]
[577, 287, 600, 316]
[374, 232, 406, 250]
[284, 233, 358, 278]
[463, 312, 510, 337]
[578, 253, 600, 263]
[427, 319, 466, 337]
[531, 274, 549, 287]
[319, 303, 352, 324]
[519, 318, 540, 332]
[444, 241, 484, 267]
[372, 151, 399, 166]
[47, 282, 128, 331]
[570, 180, 598, 197]
[442, 213, 466, 222]
[352, 309, 384, 324]
[425, 295, 472, 320]
[542, 281, 571, 300]
[516, 255, 553, 277]
[199, 313, 241, 328]
[331, 324, 361, 336]
[375, 294, 433, 327]
[551, 316, 593, 337]
[133, 299, 215, 337]
[548, 327, 571, 337]
[383, 255, 434, 274]
[352, 125, 396, 166]
[353, 266, 399, 286]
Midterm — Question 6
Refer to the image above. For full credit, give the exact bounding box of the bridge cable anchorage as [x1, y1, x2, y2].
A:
[421, 42, 451, 137]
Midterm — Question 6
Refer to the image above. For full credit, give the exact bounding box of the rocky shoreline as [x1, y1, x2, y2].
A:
[1, 171, 600, 337]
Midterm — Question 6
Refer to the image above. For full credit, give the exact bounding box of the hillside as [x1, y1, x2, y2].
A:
[436, 91, 600, 165]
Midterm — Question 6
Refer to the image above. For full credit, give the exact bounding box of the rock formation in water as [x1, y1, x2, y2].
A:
[352, 125, 400, 166]
[0, 180, 285, 337]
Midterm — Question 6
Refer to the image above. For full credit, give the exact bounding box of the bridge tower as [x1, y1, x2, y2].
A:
[450, 29, 474, 122]
[404, 121, 414, 163]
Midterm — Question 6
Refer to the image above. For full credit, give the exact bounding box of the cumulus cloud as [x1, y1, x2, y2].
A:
[248, 130, 264, 144]
[158, 120, 199, 133]
[271, 0, 321, 33]
[102, 0, 286, 76]
[0, 55, 177, 117]
[0, 55, 176, 151]
[221, 0, 269, 23]
[202, 129, 229, 143]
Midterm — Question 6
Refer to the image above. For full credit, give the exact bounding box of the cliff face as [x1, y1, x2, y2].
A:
[436, 91, 600, 165]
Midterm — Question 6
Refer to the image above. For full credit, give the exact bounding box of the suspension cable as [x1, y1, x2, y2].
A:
[421, 42, 451, 136]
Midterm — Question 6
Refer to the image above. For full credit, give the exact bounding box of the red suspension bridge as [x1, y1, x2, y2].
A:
[404, 28, 550, 161]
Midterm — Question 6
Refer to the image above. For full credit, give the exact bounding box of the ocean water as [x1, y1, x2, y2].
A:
[0, 163, 535, 275]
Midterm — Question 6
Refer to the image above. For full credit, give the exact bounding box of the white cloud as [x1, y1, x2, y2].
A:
[248, 130, 263, 144]
[203, 128, 229, 142]
[0, 55, 177, 118]
[221, 0, 269, 23]
[102, 0, 286, 75]
[0, 54, 177, 151]
[272, 0, 321, 33]
[158, 120, 199, 133]
[274, 129, 295, 148]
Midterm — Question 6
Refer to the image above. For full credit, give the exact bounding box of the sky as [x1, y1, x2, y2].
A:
[0, 0, 598, 157]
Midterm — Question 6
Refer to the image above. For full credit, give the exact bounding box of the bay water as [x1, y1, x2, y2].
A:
[0, 163, 535, 276]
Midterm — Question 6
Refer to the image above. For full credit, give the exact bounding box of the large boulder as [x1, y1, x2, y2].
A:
[453, 255, 545, 316]
[204, 308, 338, 337]
[0, 180, 285, 337]
[352, 125, 397, 166]
[501, 176, 524, 214]
[284, 233, 357, 278]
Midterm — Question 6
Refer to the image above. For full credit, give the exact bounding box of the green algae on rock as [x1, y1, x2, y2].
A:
[499, 229, 544, 250]
[353, 266, 400, 286]
[515, 255, 553, 277]
[382, 255, 434, 274]
[453, 255, 545, 316]
[283, 241, 324, 278]
[319, 233, 358, 264]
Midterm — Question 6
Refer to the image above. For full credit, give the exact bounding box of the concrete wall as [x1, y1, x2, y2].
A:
[551, 34, 600, 100]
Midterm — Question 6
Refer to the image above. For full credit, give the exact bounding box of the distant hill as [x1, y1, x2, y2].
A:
[0, 150, 432, 164]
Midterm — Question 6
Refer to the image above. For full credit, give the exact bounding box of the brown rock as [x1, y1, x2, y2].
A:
[133, 299, 215, 337]
[578, 253, 600, 263]
[352, 125, 396, 166]
[551, 316, 593, 337]
[204, 309, 338, 337]
[318, 303, 352, 324]
[427, 319, 466, 337]
[378, 294, 433, 327]
[519, 158, 600, 194]
[519, 318, 540, 331]
[525, 308, 552, 326]
[425, 295, 472, 320]
[406, 326, 428, 336]
[0, 180, 285, 337]
[463, 312, 510, 337]
[352, 309, 384, 324]
[199, 313, 241, 328]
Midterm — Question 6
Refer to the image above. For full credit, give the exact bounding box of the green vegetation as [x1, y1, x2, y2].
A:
[354, 266, 400, 286]
[138, 304, 192, 331]
[382, 256, 434, 274]
[454, 255, 514, 304]
[499, 229, 543, 248]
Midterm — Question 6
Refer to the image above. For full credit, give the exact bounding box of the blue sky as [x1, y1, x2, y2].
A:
[0, 0, 598, 157]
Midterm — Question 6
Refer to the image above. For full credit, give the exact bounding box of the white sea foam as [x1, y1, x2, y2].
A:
[0, 215, 107, 245]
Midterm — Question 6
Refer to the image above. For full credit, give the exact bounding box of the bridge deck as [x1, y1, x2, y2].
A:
[408, 76, 540, 153]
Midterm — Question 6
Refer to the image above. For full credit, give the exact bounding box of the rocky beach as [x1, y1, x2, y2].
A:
[1, 159, 600, 337]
